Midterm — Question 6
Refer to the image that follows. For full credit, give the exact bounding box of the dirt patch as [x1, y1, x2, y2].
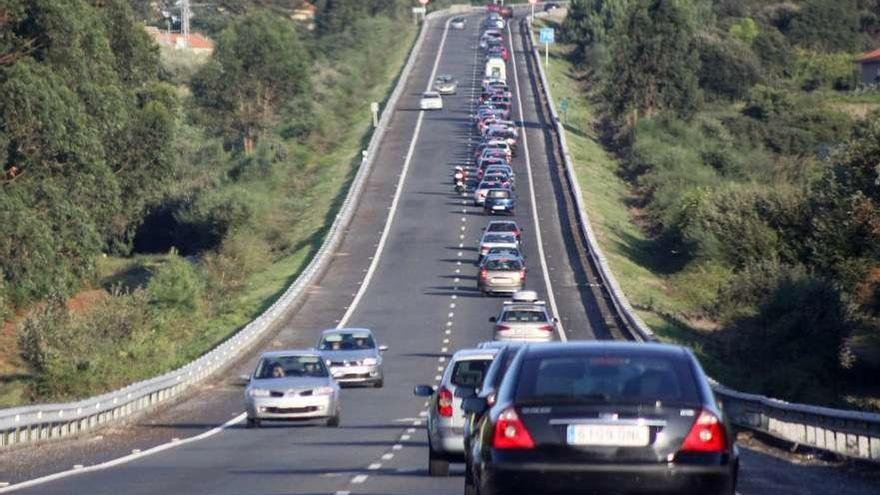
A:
[65, 289, 108, 314]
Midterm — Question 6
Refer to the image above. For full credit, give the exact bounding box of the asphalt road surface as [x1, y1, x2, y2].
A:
[1, 10, 878, 495]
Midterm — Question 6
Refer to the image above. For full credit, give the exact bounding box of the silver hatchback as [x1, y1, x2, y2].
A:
[478, 254, 526, 295]
[316, 328, 387, 387]
[244, 350, 341, 428]
[490, 297, 557, 342]
[414, 348, 499, 476]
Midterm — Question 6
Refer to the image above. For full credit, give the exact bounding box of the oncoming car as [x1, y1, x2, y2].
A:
[420, 91, 443, 110]
[244, 350, 341, 428]
[434, 74, 458, 95]
[316, 328, 387, 387]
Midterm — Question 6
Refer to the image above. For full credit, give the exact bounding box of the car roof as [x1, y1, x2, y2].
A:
[321, 327, 373, 336]
[452, 348, 500, 361]
[521, 341, 690, 360]
[259, 349, 322, 359]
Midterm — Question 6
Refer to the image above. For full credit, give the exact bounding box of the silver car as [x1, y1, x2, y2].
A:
[478, 231, 519, 260]
[244, 350, 341, 428]
[490, 293, 558, 342]
[451, 16, 467, 29]
[413, 348, 499, 476]
[434, 74, 458, 95]
[478, 254, 526, 295]
[316, 328, 387, 387]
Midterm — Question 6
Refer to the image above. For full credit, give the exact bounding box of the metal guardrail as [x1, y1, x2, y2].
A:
[524, 14, 880, 464]
[0, 6, 470, 451]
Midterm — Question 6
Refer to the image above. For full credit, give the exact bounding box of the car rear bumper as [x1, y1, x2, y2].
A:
[494, 332, 554, 343]
[481, 461, 736, 495]
[479, 281, 523, 294]
[431, 425, 466, 457]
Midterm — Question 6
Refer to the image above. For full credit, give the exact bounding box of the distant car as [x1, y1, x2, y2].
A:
[244, 350, 341, 428]
[478, 231, 519, 260]
[464, 342, 740, 495]
[484, 220, 522, 240]
[490, 296, 557, 342]
[419, 91, 443, 110]
[483, 188, 516, 215]
[544, 2, 561, 12]
[478, 254, 526, 295]
[434, 74, 458, 95]
[316, 328, 387, 387]
[451, 16, 467, 29]
[413, 347, 499, 476]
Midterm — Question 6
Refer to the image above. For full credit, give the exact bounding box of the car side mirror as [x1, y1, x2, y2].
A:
[489, 316, 497, 322]
[239, 374, 251, 384]
[462, 397, 489, 415]
[455, 386, 476, 399]
[553, 317, 559, 323]
[413, 384, 435, 397]
[379, 345, 389, 352]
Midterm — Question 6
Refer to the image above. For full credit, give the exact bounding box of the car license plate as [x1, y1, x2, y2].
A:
[566, 424, 649, 447]
[492, 205, 506, 210]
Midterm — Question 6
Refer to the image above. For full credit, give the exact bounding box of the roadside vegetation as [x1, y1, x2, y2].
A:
[0, 0, 417, 405]
[544, 0, 880, 409]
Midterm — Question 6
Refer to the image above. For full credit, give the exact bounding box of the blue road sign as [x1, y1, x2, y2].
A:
[539, 27, 555, 44]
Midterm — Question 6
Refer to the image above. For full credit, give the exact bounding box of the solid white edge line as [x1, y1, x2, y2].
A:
[0, 413, 247, 493]
[507, 21, 567, 341]
[337, 15, 454, 328]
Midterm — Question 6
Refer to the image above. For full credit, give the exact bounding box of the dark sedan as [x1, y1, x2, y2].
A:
[464, 342, 739, 495]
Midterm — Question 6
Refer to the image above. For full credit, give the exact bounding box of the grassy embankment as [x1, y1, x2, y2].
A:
[0, 22, 417, 407]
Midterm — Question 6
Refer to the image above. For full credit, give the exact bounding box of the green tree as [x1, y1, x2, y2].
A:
[561, 0, 631, 65]
[603, 0, 701, 126]
[728, 17, 758, 45]
[787, 0, 865, 52]
[192, 11, 311, 152]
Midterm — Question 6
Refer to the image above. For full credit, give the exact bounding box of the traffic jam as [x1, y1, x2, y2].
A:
[244, 5, 739, 495]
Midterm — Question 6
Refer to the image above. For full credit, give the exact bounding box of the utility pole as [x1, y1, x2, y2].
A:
[181, 0, 191, 48]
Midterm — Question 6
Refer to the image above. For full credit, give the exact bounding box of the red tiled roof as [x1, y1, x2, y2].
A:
[856, 48, 880, 63]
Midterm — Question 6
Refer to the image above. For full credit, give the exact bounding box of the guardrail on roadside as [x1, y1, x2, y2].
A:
[0, 6, 473, 451]
[523, 14, 880, 464]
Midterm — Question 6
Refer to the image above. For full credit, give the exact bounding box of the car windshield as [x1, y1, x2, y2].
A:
[436, 75, 453, 83]
[502, 310, 548, 323]
[254, 355, 328, 379]
[319, 331, 376, 351]
[487, 247, 520, 258]
[451, 358, 493, 388]
[488, 190, 510, 199]
[515, 355, 700, 405]
[485, 258, 523, 270]
[484, 233, 515, 243]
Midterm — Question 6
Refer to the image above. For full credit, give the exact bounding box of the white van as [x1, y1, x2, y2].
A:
[484, 58, 506, 81]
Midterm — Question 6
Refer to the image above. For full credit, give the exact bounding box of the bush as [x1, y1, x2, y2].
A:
[698, 33, 762, 99]
[793, 50, 860, 92]
[146, 251, 204, 313]
[172, 190, 256, 254]
[752, 27, 794, 78]
[716, 263, 854, 404]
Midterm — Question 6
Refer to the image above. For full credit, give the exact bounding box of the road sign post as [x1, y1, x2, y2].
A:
[539, 27, 555, 74]
[529, 0, 537, 20]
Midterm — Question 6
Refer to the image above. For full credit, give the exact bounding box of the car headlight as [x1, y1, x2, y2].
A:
[248, 388, 270, 398]
[325, 359, 332, 366]
[314, 386, 335, 396]
[362, 357, 378, 366]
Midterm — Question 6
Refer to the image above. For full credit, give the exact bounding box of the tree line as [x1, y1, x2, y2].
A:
[563, 0, 880, 405]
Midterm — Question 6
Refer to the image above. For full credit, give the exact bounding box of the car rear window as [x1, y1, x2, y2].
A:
[488, 223, 516, 232]
[501, 310, 547, 323]
[451, 359, 493, 388]
[487, 248, 520, 258]
[484, 233, 515, 243]
[486, 258, 523, 270]
[515, 354, 700, 405]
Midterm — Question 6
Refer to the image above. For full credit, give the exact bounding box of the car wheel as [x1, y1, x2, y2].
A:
[464, 461, 478, 495]
[374, 377, 384, 388]
[246, 417, 260, 429]
[327, 410, 341, 427]
[428, 448, 449, 477]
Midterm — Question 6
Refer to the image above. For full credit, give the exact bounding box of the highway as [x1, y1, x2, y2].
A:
[0, 9, 878, 495]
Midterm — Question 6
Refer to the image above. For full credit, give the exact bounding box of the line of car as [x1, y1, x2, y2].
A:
[413, 8, 740, 495]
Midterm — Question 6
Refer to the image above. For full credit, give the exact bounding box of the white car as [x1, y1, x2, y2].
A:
[419, 91, 443, 110]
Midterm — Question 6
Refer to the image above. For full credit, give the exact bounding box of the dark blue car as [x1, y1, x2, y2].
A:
[483, 188, 515, 215]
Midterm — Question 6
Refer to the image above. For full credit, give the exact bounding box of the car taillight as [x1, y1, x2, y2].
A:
[537, 324, 553, 332]
[480, 268, 489, 279]
[493, 407, 534, 449]
[437, 387, 453, 417]
[679, 410, 727, 453]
